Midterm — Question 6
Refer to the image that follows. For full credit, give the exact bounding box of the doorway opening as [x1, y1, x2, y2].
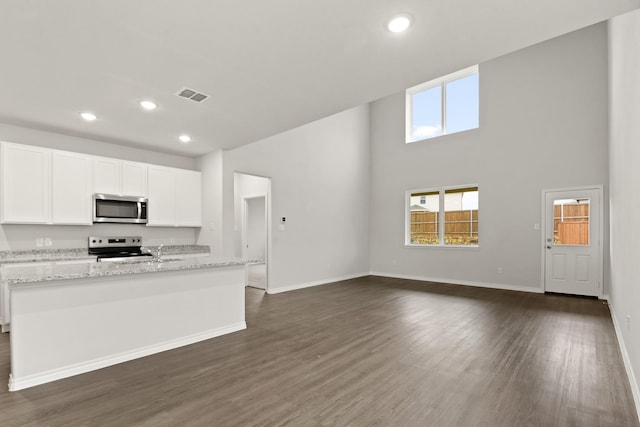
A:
[243, 195, 267, 289]
[234, 172, 271, 291]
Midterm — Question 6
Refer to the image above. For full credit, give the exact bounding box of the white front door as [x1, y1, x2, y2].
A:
[544, 187, 602, 297]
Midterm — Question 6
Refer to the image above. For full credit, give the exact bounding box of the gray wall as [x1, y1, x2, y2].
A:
[0, 122, 196, 169]
[215, 105, 371, 291]
[369, 23, 610, 292]
[195, 150, 223, 255]
[609, 9, 640, 415]
[0, 122, 198, 250]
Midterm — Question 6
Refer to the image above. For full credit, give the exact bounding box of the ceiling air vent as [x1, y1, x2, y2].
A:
[176, 87, 209, 103]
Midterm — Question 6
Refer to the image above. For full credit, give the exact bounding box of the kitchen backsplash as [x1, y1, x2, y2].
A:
[0, 223, 198, 251]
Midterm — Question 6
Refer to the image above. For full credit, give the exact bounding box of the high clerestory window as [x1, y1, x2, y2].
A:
[406, 65, 479, 143]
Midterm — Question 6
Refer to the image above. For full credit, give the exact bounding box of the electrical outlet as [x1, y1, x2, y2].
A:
[497, 267, 503, 274]
[44, 238, 52, 247]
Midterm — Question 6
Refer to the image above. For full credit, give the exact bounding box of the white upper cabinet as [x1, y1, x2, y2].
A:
[93, 156, 121, 195]
[1, 141, 201, 227]
[1, 142, 51, 224]
[148, 166, 202, 227]
[147, 166, 177, 226]
[176, 170, 202, 227]
[121, 161, 148, 197]
[93, 158, 147, 197]
[51, 151, 92, 225]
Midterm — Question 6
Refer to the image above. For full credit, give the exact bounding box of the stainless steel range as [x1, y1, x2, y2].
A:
[88, 236, 153, 262]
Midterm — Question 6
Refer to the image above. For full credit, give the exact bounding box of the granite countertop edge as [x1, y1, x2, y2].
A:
[4, 257, 250, 288]
[0, 245, 211, 264]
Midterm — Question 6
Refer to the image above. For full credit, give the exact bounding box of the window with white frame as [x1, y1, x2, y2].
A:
[406, 65, 479, 143]
[407, 186, 479, 246]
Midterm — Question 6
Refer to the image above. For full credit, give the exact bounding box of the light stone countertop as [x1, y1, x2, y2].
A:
[2, 255, 247, 288]
[0, 248, 97, 264]
[0, 245, 211, 265]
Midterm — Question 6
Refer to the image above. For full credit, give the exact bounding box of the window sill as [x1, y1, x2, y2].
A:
[405, 126, 479, 144]
[405, 244, 479, 250]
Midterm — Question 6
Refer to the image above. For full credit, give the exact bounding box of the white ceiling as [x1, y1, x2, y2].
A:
[1, 1, 638, 157]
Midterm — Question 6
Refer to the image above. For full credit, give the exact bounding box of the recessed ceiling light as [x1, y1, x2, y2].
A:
[178, 134, 191, 143]
[388, 14, 412, 33]
[80, 112, 97, 122]
[140, 100, 157, 110]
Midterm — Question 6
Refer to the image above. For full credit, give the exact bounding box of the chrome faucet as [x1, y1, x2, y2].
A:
[156, 244, 164, 262]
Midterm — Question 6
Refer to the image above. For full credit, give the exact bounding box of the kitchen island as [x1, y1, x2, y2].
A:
[2, 256, 248, 391]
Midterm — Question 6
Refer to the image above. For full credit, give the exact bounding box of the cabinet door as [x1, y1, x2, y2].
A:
[176, 171, 202, 227]
[1, 142, 51, 224]
[122, 161, 148, 197]
[51, 151, 93, 225]
[147, 166, 176, 226]
[93, 156, 121, 195]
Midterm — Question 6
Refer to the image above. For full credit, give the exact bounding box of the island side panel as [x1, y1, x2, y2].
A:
[9, 265, 245, 391]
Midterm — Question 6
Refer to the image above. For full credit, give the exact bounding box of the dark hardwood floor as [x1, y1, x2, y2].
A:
[0, 276, 637, 426]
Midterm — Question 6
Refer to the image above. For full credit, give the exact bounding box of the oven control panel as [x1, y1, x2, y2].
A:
[88, 236, 142, 249]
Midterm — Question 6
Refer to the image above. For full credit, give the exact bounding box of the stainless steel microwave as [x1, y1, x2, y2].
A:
[93, 194, 148, 224]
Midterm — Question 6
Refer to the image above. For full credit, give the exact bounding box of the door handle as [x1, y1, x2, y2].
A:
[546, 245, 552, 249]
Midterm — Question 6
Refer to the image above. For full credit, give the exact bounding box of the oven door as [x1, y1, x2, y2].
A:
[93, 194, 148, 224]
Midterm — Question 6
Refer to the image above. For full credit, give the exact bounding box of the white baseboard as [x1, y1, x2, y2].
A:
[8, 321, 247, 392]
[368, 271, 544, 294]
[267, 272, 369, 294]
[608, 304, 640, 423]
[267, 271, 543, 295]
